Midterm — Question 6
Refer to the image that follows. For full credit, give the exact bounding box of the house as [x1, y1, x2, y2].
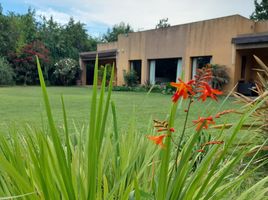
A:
[79, 15, 268, 92]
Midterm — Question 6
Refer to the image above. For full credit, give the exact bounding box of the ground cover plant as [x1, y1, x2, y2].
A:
[0, 58, 267, 199]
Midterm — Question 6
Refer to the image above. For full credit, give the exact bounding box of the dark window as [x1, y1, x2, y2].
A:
[130, 60, 142, 84]
[191, 56, 212, 78]
[155, 58, 178, 83]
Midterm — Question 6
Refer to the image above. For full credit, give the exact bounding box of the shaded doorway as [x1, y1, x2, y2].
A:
[236, 48, 268, 95]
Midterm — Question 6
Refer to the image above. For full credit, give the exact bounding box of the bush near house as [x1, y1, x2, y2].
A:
[98, 63, 113, 85]
[123, 69, 138, 87]
[210, 64, 230, 90]
[53, 58, 81, 86]
[0, 56, 15, 85]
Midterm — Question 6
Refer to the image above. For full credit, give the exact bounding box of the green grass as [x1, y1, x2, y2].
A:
[0, 62, 267, 199]
[0, 86, 240, 135]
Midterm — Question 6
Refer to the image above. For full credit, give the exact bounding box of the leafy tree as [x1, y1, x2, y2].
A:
[155, 18, 170, 29]
[250, 0, 268, 21]
[0, 56, 15, 85]
[38, 16, 67, 63]
[0, 11, 20, 57]
[63, 18, 95, 59]
[10, 40, 49, 85]
[102, 22, 133, 42]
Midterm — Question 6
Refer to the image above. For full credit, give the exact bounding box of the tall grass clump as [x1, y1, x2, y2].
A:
[0, 57, 267, 199]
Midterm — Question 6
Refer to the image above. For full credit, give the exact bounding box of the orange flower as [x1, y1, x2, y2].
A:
[147, 134, 167, 148]
[201, 140, 224, 147]
[170, 79, 195, 102]
[192, 116, 215, 131]
[198, 82, 222, 101]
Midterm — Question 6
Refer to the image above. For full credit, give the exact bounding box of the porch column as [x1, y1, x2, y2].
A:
[176, 59, 182, 82]
[149, 60, 155, 84]
[79, 57, 86, 85]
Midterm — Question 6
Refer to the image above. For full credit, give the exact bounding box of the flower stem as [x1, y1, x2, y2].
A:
[174, 97, 193, 170]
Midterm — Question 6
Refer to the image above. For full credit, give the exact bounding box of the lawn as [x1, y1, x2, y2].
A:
[0, 86, 240, 135]
[0, 85, 267, 199]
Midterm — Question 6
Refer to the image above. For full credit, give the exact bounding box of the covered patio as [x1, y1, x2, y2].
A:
[79, 49, 117, 85]
[232, 33, 268, 95]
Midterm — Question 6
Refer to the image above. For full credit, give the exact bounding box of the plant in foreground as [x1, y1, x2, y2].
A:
[0, 59, 267, 199]
[147, 66, 268, 199]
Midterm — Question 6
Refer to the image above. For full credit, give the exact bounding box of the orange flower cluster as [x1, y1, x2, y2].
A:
[147, 120, 175, 148]
[192, 109, 236, 131]
[170, 79, 195, 102]
[170, 67, 222, 103]
[192, 116, 215, 131]
[146, 135, 167, 148]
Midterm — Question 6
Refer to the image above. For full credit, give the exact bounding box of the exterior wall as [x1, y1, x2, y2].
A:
[91, 15, 268, 91]
[254, 21, 268, 33]
[97, 42, 118, 51]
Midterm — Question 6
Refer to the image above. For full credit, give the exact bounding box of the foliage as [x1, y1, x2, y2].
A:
[210, 64, 230, 90]
[0, 59, 267, 199]
[233, 55, 268, 158]
[10, 40, 50, 85]
[102, 22, 133, 42]
[250, 0, 268, 21]
[0, 4, 98, 85]
[0, 56, 15, 85]
[123, 69, 139, 87]
[155, 18, 171, 29]
[53, 58, 81, 85]
[0, 10, 20, 57]
[98, 63, 113, 85]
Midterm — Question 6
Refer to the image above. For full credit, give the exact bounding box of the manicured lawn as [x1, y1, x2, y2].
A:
[0, 86, 240, 135]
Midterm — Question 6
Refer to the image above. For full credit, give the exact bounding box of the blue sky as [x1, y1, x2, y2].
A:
[1, 0, 255, 37]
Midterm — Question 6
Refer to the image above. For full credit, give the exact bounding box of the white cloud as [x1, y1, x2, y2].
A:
[28, 0, 255, 34]
[36, 8, 71, 24]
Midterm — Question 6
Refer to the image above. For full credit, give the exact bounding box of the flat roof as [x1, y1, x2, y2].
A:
[80, 49, 117, 61]
[232, 33, 268, 44]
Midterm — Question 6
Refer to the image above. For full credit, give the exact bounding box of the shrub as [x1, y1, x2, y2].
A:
[210, 64, 230, 90]
[123, 69, 138, 87]
[98, 64, 113, 85]
[53, 58, 81, 85]
[0, 57, 15, 85]
[10, 40, 50, 85]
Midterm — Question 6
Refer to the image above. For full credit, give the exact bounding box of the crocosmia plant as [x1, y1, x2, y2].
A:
[147, 66, 228, 150]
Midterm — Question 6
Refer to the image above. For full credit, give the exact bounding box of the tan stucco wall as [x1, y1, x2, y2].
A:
[97, 42, 118, 51]
[90, 15, 268, 91]
[111, 15, 258, 90]
[254, 21, 268, 33]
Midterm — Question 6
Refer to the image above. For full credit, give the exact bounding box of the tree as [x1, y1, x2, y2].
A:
[10, 40, 49, 85]
[250, 0, 268, 21]
[102, 22, 133, 42]
[155, 18, 170, 29]
[0, 11, 20, 57]
[63, 17, 95, 59]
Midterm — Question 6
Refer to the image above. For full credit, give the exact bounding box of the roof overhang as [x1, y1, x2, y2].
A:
[80, 49, 117, 61]
[232, 33, 268, 49]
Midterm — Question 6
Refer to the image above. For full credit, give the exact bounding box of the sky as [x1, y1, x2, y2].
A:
[1, 0, 255, 37]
